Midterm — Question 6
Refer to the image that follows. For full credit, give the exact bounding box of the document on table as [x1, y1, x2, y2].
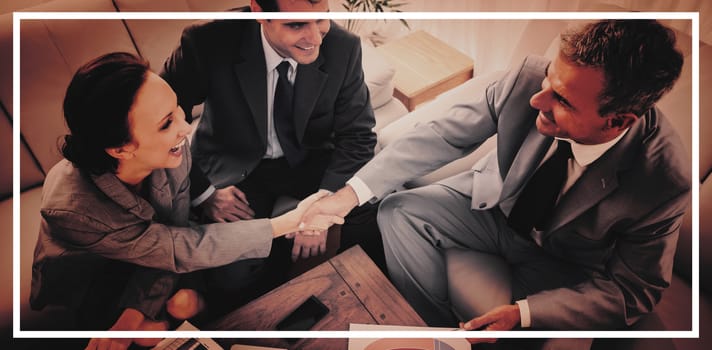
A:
[348, 323, 470, 350]
[151, 321, 223, 350]
[230, 346, 286, 350]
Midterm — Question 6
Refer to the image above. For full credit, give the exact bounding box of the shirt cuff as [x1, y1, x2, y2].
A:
[516, 299, 531, 328]
[346, 176, 376, 206]
[191, 185, 215, 207]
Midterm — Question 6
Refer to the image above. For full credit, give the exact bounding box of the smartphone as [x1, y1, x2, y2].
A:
[275, 295, 329, 332]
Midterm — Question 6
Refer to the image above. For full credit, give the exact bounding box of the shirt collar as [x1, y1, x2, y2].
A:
[260, 25, 297, 73]
[557, 128, 629, 167]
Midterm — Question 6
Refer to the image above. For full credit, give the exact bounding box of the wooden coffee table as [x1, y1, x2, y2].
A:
[209, 245, 426, 350]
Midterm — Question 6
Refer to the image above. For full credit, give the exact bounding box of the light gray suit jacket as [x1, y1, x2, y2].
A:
[356, 56, 691, 329]
[31, 143, 273, 311]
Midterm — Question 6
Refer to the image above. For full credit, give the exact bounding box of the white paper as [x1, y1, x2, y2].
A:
[347, 323, 470, 350]
[230, 345, 287, 350]
[151, 321, 223, 350]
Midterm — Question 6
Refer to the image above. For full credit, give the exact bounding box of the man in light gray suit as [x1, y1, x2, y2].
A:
[300, 19, 690, 341]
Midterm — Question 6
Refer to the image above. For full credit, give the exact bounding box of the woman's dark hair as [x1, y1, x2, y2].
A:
[560, 20, 683, 117]
[61, 52, 150, 174]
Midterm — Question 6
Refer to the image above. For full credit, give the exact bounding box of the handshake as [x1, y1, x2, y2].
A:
[277, 188, 360, 261]
[201, 185, 362, 261]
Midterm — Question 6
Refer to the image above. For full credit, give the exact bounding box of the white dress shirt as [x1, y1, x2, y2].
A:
[261, 26, 298, 159]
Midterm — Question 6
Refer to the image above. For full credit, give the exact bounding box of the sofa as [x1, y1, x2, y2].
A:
[0, 0, 408, 337]
[375, 19, 711, 350]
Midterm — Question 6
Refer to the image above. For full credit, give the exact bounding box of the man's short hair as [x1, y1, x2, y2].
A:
[560, 20, 683, 116]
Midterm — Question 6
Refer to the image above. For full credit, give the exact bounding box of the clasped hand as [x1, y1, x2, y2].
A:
[202, 187, 353, 262]
[284, 189, 355, 261]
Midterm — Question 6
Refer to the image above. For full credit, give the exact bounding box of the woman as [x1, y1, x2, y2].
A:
[30, 52, 340, 349]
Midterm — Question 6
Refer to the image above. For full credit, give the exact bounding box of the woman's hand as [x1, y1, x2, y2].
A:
[85, 308, 168, 350]
[85, 336, 132, 350]
[85, 308, 144, 350]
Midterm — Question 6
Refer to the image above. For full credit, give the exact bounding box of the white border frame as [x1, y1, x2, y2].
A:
[13, 11, 699, 341]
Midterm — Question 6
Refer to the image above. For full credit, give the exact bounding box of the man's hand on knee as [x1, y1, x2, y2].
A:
[200, 185, 255, 223]
[460, 304, 521, 344]
[290, 231, 328, 261]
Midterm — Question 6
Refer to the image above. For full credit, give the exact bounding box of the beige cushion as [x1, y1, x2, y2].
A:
[16, 187, 75, 330]
[373, 97, 407, 133]
[113, 0, 250, 69]
[0, 114, 10, 198]
[701, 175, 712, 293]
[508, 20, 568, 70]
[0, 197, 12, 330]
[185, 0, 250, 11]
[114, 0, 249, 12]
[698, 41, 712, 179]
[0, 14, 13, 114]
[113, 0, 195, 69]
[361, 40, 396, 110]
[656, 28, 694, 169]
[0, 187, 75, 331]
[377, 70, 505, 187]
[0, 109, 44, 198]
[123, 17, 198, 70]
[19, 19, 74, 174]
[18, 0, 138, 174]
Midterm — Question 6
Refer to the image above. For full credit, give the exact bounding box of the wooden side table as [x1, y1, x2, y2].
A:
[377, 30, 474, 111]
[209, 245, 426, 350]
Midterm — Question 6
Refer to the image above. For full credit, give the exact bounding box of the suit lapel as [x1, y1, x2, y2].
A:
[547, 118, 644, 233]
[147, 170, 172, 221]
[499, 127, 552, 215]
[233, 26, 268, 146]
[92, 169, 174, 222]
[293, 55, 327, 142]
[92, 172, 154, 221]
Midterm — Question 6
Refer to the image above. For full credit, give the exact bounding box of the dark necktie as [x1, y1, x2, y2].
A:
[507, 140, 572, 237]
[274, 61, 305, 167]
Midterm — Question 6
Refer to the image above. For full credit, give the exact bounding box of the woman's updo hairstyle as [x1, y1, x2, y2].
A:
[61, 52, 150, 174]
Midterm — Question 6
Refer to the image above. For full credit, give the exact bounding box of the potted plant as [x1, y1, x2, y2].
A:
[342, 0, 410, 43]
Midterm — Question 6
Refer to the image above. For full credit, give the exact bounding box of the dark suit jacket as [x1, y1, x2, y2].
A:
[161, 19, 376, 194]
[356, 55, 691, 329]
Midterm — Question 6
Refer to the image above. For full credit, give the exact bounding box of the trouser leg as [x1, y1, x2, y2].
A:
[339, 201, 387, 274]
[378, 184, 505, 326]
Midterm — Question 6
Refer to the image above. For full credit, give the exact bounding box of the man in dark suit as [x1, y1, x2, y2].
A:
[299, 19, 689, 346]
[161, 0, 380, 306]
